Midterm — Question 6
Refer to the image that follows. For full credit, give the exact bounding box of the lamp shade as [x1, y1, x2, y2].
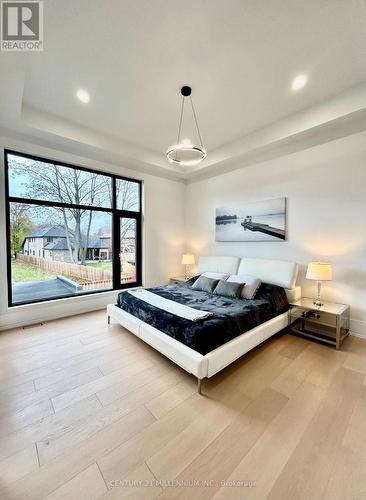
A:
[182, 254, 195, 265]
[306, 262, 332, 281]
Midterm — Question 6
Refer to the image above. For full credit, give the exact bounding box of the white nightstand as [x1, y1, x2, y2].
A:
[170, 275, 189, 284]
[289, 298, 350, 350]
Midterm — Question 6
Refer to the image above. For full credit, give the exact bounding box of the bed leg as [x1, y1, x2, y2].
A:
[197, 378, 202, 395]
[107, 315, 110, 325]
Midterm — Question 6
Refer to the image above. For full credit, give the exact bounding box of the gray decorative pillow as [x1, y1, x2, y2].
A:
[192, 275, 219, 293]
[213, 280, 244, 299]
[227, 274, 261, 299]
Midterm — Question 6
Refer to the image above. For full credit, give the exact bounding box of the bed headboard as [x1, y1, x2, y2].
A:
[197, 255, 300, 302]
[238, 258, 298, 289]
[198, 256, 240, 275]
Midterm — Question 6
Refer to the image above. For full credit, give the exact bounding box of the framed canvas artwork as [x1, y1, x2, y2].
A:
[215, 198, 286, 242]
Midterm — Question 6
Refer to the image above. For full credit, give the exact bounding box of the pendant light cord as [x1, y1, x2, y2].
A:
[176, 95, 204, 147]
[176, 95, 185, 144]
[175, 96, 185, 161]
[190, 96, 204, 148]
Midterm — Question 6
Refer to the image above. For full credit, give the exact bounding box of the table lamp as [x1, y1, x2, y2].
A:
[306, 262, 332, 307]
[182, 254, 195, 279]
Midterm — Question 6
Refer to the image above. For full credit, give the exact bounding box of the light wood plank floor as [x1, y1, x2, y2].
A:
[0, 310, 365, 500]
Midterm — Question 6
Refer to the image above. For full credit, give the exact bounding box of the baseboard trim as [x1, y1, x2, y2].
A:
[0, 305, 107, 331]
[350, 318, 366, 340]
[0, 289, 118, 331]
[350, 332, 366, 340]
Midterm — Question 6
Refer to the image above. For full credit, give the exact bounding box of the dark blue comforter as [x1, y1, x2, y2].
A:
[116, 277, 289, 355]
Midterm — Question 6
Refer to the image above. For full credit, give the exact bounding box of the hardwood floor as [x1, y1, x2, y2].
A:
[0, 310, 365, 499]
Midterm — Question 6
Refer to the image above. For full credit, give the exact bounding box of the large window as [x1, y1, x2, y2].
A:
[5, 150, 142, 306]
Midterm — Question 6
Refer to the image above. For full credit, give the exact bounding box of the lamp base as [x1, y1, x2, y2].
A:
[313, 298, 323, 308]
[313, 281, 323, 308]
[185, 264, 191, 281]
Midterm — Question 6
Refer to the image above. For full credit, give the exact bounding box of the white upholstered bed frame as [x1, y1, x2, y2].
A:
[107, 256, 301, 394]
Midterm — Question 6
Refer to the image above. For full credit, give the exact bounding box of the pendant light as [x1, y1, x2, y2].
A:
[166, 86, 206, 166]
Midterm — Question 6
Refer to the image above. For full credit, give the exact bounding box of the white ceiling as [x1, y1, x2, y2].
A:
[1, 0, 366, 180]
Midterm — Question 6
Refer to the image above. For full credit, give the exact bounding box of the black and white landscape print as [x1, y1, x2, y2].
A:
[216, 198, 286, 242]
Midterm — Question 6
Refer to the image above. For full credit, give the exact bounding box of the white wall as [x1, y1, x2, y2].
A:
[2, 130, 366, 336]
[0, 137, 186, 330]
[185, 131, 366, 338]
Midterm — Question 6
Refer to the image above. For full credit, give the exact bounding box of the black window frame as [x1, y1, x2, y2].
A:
[4, 149, 143, 307]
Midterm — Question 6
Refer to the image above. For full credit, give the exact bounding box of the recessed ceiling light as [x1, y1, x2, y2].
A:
[291, 74, 307, 91]
[76, 89, 90, 104]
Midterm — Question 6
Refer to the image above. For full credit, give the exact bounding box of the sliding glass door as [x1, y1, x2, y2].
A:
[119, 216, 140, 286]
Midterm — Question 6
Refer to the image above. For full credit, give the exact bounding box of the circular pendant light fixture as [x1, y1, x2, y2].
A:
[166, 86, 207, 166]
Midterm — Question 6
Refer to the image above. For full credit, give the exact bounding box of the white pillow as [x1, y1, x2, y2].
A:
[202, 272, 229, 281]
[227, 274, 261, 299]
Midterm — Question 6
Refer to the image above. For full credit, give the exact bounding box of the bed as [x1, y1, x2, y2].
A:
[107, 256, 301, 393]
